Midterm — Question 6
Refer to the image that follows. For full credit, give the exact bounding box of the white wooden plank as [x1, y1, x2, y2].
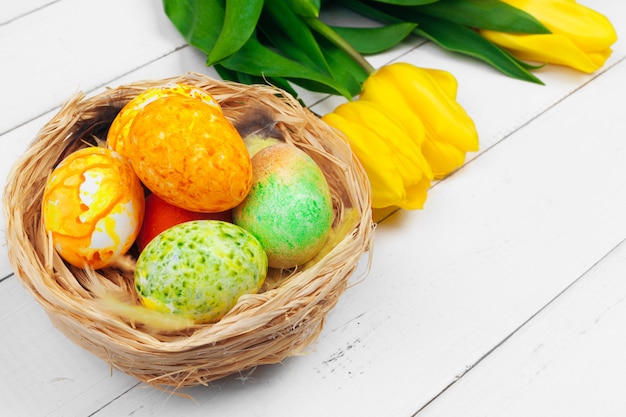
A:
[1, 119, 43, 280]
[85, 42, 626, 417]
[0, 0, 184, 135]
[417, 237, 626, 417]
[0, 277, 140, 417]
[0, 0, 57, 25]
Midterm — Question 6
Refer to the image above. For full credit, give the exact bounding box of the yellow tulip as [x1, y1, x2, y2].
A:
[322, 102, 432, 210]
[360, 62, 479, 178]
[331, 100, 433, 185]
[480, 0, 617, 73]
[421, 67, 459, 99]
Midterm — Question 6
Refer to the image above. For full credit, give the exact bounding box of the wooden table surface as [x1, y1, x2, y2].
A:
[2, 1, 625, 416]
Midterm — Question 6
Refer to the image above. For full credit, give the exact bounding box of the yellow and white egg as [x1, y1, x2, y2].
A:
[42, 146, 145, 269]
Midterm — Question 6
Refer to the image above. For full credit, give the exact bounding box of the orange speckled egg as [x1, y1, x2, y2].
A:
[106, 83, 219, 155]
[119, 94, 252, 213]
[42, 147, 145, 269]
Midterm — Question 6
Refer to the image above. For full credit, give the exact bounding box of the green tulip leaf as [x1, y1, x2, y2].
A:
[339, 0, 543, 84]
[207, 0, 264, 65]
[417, 0, 550, 34]
[316, 36, 370, 95]
[286, 0, 321, 17]
[260, 23, 326, 75]
[337, 0, 394, 22]
[215, 64, 301, 99]
[370, 0, 440, 5]
[263, 0, 332, 75]
[213, 64, 239, 82]
[220, 36, 353, 98]
[412, 14, 544, 84]
[511, 56, 546, 70]
[331, 22, 418, 54]
[163, 0, 223, 54]
[262, 77, 302, 99]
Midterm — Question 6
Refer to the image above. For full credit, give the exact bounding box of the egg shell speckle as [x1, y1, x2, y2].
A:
[233, 143, 333, 269]
[120, 94, 252, 213]
[42, 147, 145, 269]
[106, 83, 220, 154]
[135, 220, 268, 323]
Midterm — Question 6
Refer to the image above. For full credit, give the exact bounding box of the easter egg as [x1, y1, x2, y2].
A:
[135, 220, 268, 323]
[112, 93, 252, 213]
[136, 193, 232, 252]
[233, 143, 333, 269]
[42, 147, 145, 269]
[243, 135, 283, 158]
[106, 83, 219, 154]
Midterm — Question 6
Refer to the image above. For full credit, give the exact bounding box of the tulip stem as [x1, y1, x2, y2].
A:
[304, 16, 376, 74]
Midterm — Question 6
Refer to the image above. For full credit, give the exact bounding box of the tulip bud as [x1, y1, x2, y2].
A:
[480, 0, 617, 73]
[360, 63, 478, 178]
[322, 100, 432, 210]
[331, 100, 433, 184]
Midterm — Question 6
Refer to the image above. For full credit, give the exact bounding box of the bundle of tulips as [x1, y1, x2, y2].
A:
[163, 0, 617, 210]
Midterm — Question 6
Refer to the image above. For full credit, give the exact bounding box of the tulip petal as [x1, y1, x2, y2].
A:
[332, 100, 433, 181]
[498, 0, 617, 52]
[421, 136, 468, 178]
[481, 30, 611, 73]
[322, 113, 410, 208]
[362, 63, 478, 152]
[398, 64, 479, 152]
[358, 72, 427, 146]
[360, 63, 479, 178]
[485, 0, 618, 73]
[417, 0, 550, 34]
[330, 100, 433, 209]
[401, 179, 431, 210]
[422, 68, 458, 99]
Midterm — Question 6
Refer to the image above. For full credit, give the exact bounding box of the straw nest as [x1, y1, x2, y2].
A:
[3, 73, 373, 389]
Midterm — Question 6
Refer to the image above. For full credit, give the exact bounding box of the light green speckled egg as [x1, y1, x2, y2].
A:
[135, 220, 268, 323]
[233, 143, 333, 269]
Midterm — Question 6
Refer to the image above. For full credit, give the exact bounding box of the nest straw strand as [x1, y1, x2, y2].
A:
[3, 73, 373, 388]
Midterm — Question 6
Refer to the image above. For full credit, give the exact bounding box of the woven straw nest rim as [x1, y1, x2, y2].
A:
[3, 72, 374, 388]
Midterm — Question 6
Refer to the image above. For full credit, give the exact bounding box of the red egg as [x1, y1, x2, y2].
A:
[136, 193, 232, 252]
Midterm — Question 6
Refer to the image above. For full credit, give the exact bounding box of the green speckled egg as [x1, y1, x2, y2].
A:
[135, 220, 268, 323]
[233, 143, 333, 269]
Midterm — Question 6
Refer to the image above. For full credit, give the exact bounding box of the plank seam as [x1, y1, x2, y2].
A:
[0, 0, 62, 26]
[412, 236, 626, 416]
[0, 44, 188, 137]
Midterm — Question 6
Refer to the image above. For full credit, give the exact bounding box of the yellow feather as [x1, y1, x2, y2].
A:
[303, 208, 360, 268]
[98, 290, 196, 331]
